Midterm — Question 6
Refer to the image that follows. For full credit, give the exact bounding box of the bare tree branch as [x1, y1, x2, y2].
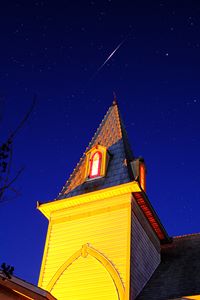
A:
[0, 167, 24, 200]
[8, 95, 36, 141]
[0, 95, 36, 202]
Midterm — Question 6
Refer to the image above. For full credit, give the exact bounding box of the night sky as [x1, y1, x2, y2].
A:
[1, 1, 200, 285]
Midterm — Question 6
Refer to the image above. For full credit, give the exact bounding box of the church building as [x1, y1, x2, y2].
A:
[37, 100, 200, 300]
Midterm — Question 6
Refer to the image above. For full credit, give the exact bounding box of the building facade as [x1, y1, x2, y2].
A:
[37, 101, 200, 300]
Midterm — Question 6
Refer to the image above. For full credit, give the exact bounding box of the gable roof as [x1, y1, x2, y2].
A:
[136, 233, 200, 300]
[57, 100, 135, 199]
[0, 271, 56, 300]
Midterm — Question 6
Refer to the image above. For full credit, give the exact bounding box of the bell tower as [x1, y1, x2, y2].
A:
[37, 101, 169, 300]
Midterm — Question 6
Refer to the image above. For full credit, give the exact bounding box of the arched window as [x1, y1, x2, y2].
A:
[85, 145, 109, 181]
[89, 151, 102, 178]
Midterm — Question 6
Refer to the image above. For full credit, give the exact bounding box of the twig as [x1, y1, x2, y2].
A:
[0, 166, 24, 194]
[8, 95, 36, 141]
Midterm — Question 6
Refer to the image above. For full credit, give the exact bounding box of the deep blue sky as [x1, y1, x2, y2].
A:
[0, 0, 200, 285]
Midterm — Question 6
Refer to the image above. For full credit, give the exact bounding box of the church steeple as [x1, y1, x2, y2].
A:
[58, 101, 135, 199]
[38, 98, 169, 300]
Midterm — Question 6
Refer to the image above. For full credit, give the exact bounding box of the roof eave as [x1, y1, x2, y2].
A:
[37, 181, 142, 219]
[133, 188, 170, 243]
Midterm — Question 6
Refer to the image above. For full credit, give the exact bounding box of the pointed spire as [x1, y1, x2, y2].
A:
[112, 91, 118, 106]
[58, 100, 134, 199]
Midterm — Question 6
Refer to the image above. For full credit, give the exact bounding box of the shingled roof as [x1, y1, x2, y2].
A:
[0, 271, 56, 300]
[136, 233, 200, 300]
[58, 100, 135, 199]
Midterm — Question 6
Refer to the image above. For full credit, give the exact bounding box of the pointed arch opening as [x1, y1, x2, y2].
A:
[85, 145, 109, 181]
[46, 244, 125, 300]
[89, 151, 102, 178]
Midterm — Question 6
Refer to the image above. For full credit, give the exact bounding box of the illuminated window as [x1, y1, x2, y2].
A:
[85, 145, 109, 181]
[139, 162, 146, 192]
[89, 151, 102, 178]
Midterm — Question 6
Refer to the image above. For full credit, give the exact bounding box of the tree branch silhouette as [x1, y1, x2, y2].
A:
[0, 96, 36, 202]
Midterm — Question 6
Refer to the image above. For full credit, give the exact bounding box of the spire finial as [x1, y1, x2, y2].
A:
[112, 91, 118, 106]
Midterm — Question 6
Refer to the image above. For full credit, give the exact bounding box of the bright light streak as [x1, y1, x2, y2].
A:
[97, 40, 125, 72]
[90, 37, 127, 80]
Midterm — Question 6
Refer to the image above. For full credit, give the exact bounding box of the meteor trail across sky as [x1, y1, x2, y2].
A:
[90, 37, 127, 80]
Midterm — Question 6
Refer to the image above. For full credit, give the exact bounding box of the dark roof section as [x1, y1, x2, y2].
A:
[0, 271, 57, 300]
[57, 101, 135, 199]
[136, 233, 200, 300]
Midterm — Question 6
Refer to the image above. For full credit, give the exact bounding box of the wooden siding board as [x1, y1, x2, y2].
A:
[39, 194, 132, 300]
[130, 199, 160, 299]
[51, 255, 119, 300]
[131, 198, 160, 252]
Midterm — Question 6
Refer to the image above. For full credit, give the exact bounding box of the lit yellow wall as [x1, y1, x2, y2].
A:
[184, 296, 200, 299]
[39, 193, 132, 300]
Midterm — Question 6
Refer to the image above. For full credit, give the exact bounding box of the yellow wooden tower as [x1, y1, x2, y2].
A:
[37, 101, 169, 300]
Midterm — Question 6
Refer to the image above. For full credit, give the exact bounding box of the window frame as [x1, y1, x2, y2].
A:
[89, 151, 102, 179]
[85, 145, 108, 181]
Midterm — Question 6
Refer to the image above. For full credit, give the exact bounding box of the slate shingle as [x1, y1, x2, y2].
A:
[57, 101, 134, 199]
[136, 233, 200, 300]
